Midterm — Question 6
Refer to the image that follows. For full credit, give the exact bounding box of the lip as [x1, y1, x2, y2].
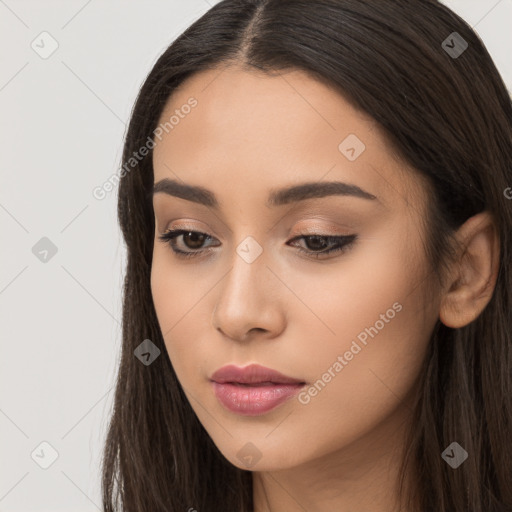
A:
[211, 363, 305, 385]
[210, 364, 306, 416]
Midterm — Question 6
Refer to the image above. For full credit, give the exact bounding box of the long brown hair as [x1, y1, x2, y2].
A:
[101, 1, 512, 510]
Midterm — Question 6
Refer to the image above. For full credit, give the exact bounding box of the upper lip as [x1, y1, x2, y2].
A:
[210, 364, 305, 385]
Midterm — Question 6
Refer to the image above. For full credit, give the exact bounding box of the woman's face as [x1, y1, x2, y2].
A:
[151, 65, 441, 471]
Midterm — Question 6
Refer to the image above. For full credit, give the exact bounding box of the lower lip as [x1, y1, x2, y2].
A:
[211, 381, 305, 416]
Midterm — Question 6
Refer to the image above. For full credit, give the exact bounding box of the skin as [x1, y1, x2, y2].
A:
[150, 65, 499, 512]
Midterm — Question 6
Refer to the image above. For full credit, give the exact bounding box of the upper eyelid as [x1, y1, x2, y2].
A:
[154, 202, 366, 234]
[161, 216, 356, 236]
[160, 227, 352, 240]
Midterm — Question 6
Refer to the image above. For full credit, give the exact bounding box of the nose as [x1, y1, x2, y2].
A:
[211, 249, 286, 343]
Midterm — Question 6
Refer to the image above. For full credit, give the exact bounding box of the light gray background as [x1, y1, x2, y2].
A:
[1, 1, 511, 510]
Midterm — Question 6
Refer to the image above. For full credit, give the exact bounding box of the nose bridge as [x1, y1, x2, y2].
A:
[212, 234, 284, 339]
[219, 235, 269, 312]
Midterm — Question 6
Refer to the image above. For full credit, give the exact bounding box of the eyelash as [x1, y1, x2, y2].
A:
[157, 229, 357, 260]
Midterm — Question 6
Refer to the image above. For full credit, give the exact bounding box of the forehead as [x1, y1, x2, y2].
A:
[152, 65, 428, 214]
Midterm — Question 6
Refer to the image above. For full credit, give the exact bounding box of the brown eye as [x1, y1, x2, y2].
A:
[158, 229, 357, 261]
[302, 235, 330, 251]
[288, 234, 357, 259]
[158, 229, 219, 258]
[180, 231, 207, 249]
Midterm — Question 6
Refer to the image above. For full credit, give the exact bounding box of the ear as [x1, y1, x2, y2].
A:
[439, 211, 500, 328]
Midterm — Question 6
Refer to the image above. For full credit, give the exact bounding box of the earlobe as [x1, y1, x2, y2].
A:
[439, 211, 500, 329]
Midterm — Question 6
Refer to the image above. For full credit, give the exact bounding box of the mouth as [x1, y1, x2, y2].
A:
[210, 364, 306, 416]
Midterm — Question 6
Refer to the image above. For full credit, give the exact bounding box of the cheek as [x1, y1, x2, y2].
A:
[285, 225, 427, 358]
[150, 250, 213, 379]
[287, 232, 433, 447]
[150, 246, 205, 331]
[292, 302, 431, 463]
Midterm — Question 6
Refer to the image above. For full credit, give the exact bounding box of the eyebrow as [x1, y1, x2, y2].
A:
[152, 178, 377, 208]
